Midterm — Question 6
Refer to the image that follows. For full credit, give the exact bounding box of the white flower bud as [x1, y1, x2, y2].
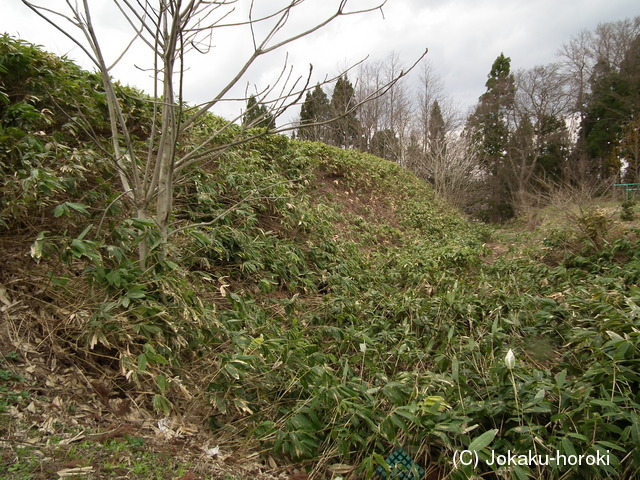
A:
[505, 349, 516, 370]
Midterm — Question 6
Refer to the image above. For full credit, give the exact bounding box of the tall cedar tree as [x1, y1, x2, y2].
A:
[468, 53, 516, 221]
[330, 76, 360, 148]
[428, 100, 446, 152]
[297, 84, 330, 142]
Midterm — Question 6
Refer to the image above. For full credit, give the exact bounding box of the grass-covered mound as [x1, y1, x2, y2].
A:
[2, 36, 640, 480]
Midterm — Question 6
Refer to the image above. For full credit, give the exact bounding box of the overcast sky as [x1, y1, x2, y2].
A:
[3, 1, 639, 123]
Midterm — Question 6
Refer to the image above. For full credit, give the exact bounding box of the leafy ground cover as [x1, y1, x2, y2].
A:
[2, 36, 640, 479]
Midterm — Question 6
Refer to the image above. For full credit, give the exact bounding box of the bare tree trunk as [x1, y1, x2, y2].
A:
[156, 11, 179, 247]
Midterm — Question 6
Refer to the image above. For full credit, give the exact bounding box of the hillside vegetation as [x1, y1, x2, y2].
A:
[2, 36, 640, 480]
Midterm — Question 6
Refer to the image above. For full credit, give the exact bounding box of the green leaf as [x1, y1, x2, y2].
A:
[566, 433, 589, 442]
[595, 440, 626, 452]
[137, 354, 148, 372]
[68, 202, 89, 214]
[156, 375, 169, 394]
[105, 269, 122, 287]
[54, 202, 90, 217]
[224, 363, 240, 380]
[512, 465, 530, 480]
[451, 356, 459, 382]
[125, 285, 146, 300]
[70, 239, 87, 256]
[130, 217, 156, 229]
[394, 407, 420, 424]
[590, 399, 618, 409]
[145, 352, 168, 365]
[631, 422, 640, 445]
[151, 394, 171, 415]
[53, 203, 68, 217]
[77, 224, 94, 240]
[388, 413, 407, 431]
[49, 274, 69, 286]
[606, 331, 624, 342]
[469, 429, 498, 452]
[533, 388, 545, 403]
[561, 437, 576, 457]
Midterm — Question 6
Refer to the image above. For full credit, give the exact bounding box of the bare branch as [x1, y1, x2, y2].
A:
[21, 1, 97, 67]
[106, 27, 145, 72]
[114, 0, 158, 50]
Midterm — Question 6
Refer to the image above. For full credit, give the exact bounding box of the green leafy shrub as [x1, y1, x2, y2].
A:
[621, 200, 635, 221]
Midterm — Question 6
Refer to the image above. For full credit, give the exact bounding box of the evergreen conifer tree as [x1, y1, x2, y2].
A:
[581, 34, 640, 180]
[297, 84, 330, 142]
[581, 61, 628, 178]
[370, 129, 398, 161]
[428, 100, 446, 151]
[535, 114, 570, 181]
[618, 35, 640, 183]
[243, 95, 275, 130]
[329, 75, 360, 148]
[467, 53, 516, 221]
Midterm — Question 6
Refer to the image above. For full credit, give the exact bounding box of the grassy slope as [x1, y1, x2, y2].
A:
[2, 37, 640, 480]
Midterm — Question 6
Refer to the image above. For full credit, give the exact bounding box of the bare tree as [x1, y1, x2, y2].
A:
[379, 52, 413, 165]
[355, 59, 385, 151]
[395, 58, 468, 199]
[421, 132, 484, 211]
[558, 16, 640, 118]
[591, 18, 640, 71]
[515, 64, 571, 123]
[353, 52, 416, 163]
[504, 112, 537, 210]
[23, 0, 424, 266]
[415, 59, 444, 148]
[500, 64, 573, 208]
